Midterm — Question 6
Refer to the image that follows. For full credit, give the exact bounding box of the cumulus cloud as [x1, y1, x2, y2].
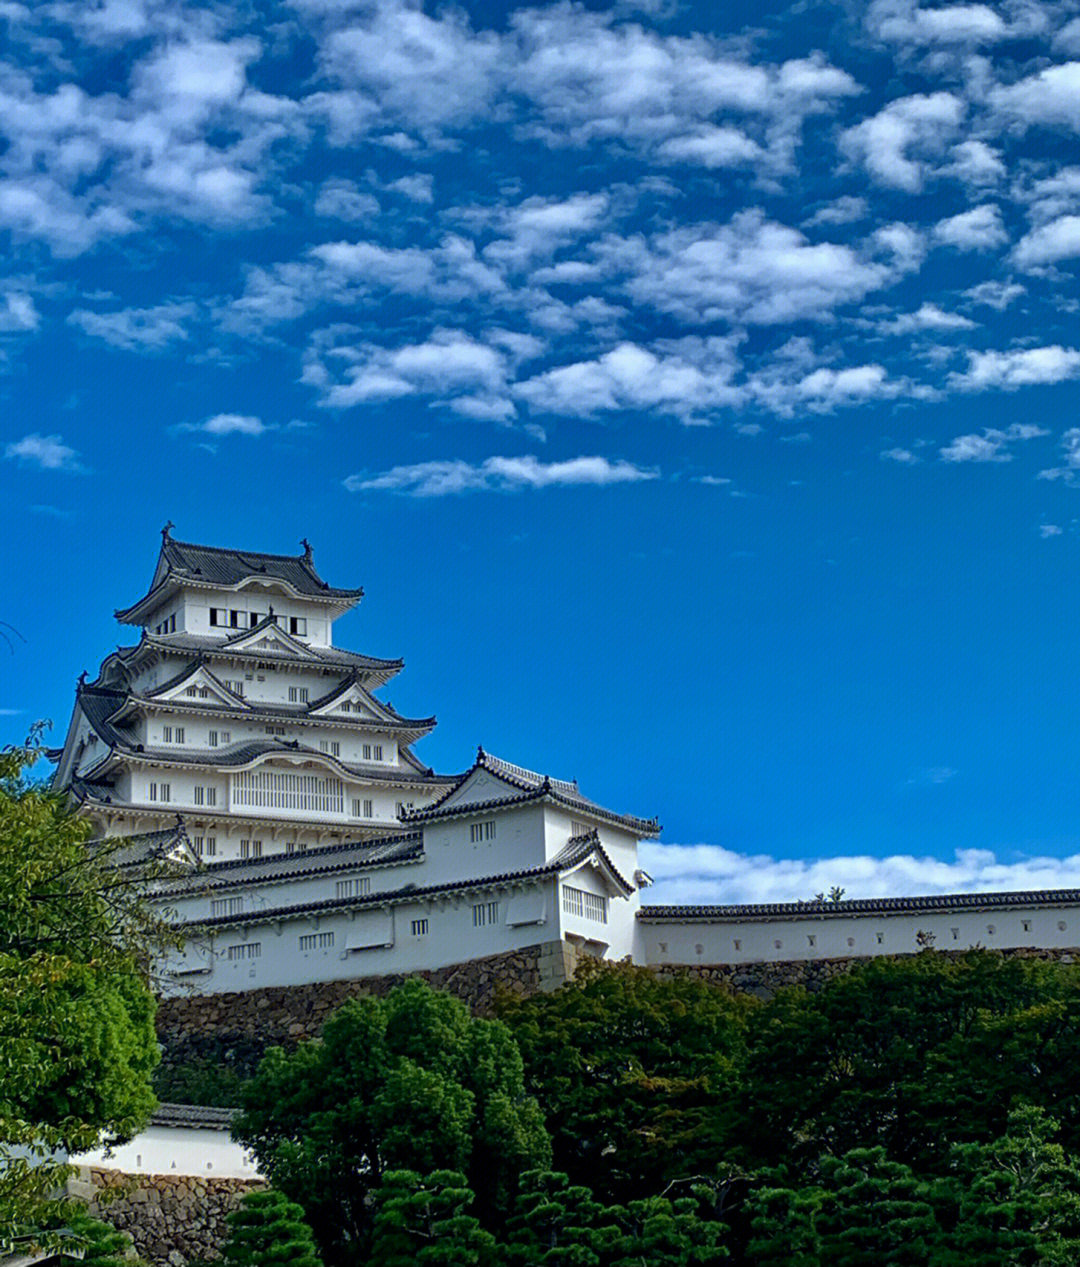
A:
[867, 0, 1010, 47]
[66, 301, 197, 350]
[882, 303, 976, 333]
[881, 446, 921, 463]
[515, 338, 743, 420]
[611, 211, 910, 326]
[991, 61, 1080, 130]
[940, 422, 1049, 462]
[344, 453, 659, 496]
[950, 345, 1080, 390]
[1037, 426, 1080, 483]
[313, 180, 380, 221]
[963, 279, 1025, 309]
[932, 204, 1008, 250]
[0, 290, 39, 333]
[640, 842, 1080, 906]
[4, 432, 83, 470]
[1041, 523, 1063, 537]
[841, 92, 964, 191]
[1013, 215, 1080, 267]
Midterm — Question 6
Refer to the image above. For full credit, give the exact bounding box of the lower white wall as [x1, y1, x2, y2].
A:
[75, 1126, 259, 1180]
[640, 902, 1080, 966]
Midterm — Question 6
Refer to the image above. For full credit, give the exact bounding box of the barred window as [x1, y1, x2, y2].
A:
[239, 839, 263, 859]
[335, 877, 371, 899]
[299, 932, 334, 950]
[211, 897, 243, 917]
[470, 821, 496, 843]
[472, 901, 499, 928]
[411, 919, 429, 936]
[562, 886, 609, 922]
[226, 943, 261, 962]
[232, 770, 343, 814]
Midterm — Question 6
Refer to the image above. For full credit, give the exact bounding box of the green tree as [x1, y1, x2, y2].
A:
[233, 979, 550, 1264]
[222, 1188, 323, 1267]
[744, 1170, 823, 1267]
[601, 1191, 729, 1265]
[815, 1148, 937, 1266]
[738, 950, 1074, 1172]
[56, 1209, 140, 1266]
[932, 1104, 1080, 1266]
[369, 1170, 497, 1267]
[500, 959, 752, 1205]
[0, 736, 177, 1251]
[501, 1170, 607, 1266]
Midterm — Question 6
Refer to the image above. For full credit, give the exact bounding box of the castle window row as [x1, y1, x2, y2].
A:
[209, 609, 308, 637]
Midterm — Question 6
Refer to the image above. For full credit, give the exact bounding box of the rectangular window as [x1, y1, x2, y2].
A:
[265, 725, 286, 736]
[239, 839, 263, 859]
[363, 799, 373, 818]
[203, 835, 217, 857]
[209, 730, 218, 747]
[570, 820, 591, 838]
[225, 680, 244, 697]
[194, 786, 204, 806]
[149, 782, 171, 803]
[470, 821, 496, 843]
[335, 877, 372, 899]
[162, 725, 172, 743]
[186, 685, 198, 697]
[220, 730, 231, 745]
[211, 897, 243, 917]
[411, 919, 429, 936]
[175, 727, 185, 744]
[226, 942, 261, 962]
[351, 798, 362, 817]
[210, 608, 227, 627]
[362, 743, 372, 759]
[290, 617, 307, 636]
[562, 887, 608, 924]
[206, 786, 217, 807]
[229, 610, 242, 628]
[372, 744, 383, 761]
[472, 901, 499, 928]
[299, 932, 334, 950]
[330, 741, 340, 757]
[250, 612, 262, 628]
[285, 841, 308, 856]
[288, 686, 310, 703]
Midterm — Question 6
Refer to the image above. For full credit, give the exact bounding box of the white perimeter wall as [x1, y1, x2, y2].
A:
[641, 902, 1080, 966]
[75, 1125, 260, 1180]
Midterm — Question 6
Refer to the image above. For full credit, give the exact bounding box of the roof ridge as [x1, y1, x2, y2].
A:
[167, 537, 309, 564]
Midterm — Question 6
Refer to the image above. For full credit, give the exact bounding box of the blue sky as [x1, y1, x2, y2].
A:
[4, 0, 1080, 903]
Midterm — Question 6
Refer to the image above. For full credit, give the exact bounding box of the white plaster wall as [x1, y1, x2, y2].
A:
[161, 876, 559, 995]
[163, 586, 333, 647]
[640, 904, 1080, 966]
[540, 807, 641, 878]
[75, 1125, 260, 1180]
[557, 866, 639, 961]
[420, 804, 548, 886]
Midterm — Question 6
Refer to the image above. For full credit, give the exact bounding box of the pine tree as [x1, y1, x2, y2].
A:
[221, 1188, 323, 1267]
[501, 1170, 607, 1266]
[603, 1192, 729, 1265]
[58, 1210, 140, 1266]
[815, 1147, 937, 1266]
[368, 1170, 496, 1267]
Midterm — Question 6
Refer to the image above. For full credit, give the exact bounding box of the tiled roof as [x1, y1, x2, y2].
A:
[115, 631, 402, 675]
[162, 832, 424, 896]
[150, 1102, 236, 1130]
[90, 822, 193, 869]
[183, 837, 635, 931]
[638, 889, 1080, 922]
[403, 749, 661, 838]
[116, 535, 362, 621]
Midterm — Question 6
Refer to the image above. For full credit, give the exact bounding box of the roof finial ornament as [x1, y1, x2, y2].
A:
[301, 538, 313, 563]
[477, 744, 485, 762]
[161, 521, 174, 540]
[77, 669, 87, 688]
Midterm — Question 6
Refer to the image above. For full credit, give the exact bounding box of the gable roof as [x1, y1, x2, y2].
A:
[116, 531, 363, 623]
[402, 748, 661, 838]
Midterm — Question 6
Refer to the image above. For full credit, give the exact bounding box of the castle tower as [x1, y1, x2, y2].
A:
[51, 527, 452, 862]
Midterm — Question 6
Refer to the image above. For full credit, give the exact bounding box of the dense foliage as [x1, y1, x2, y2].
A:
[232, 978, 550, 1264]
[222, 1188, 324, 1267]
[232, 951, 1080, 1265]
[0, 736, 175, 1253]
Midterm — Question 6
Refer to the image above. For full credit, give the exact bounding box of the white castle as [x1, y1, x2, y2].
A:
[51, 529, 1080, 996]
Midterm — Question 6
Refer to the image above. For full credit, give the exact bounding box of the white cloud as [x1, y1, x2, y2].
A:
[66, 300, 196, 350]
[313, 180, 379, 221]
[655, 126, 763, 169]
[386, 173, 433, 203]
[950, 345, 1080, 389]
[1041, 523, 1063, 537]
[754, 363, 903, 414]
[881, 446, 921, 463]
[483, 193, 611, 269]
[4, 432, 82, 470]
[940, 422, 1049, 461]
[963, 279, 1025, 309]
[932, 203, 1008, 250]
[611, 211, 909, 326]
[883, 302, 976, 333]
[514, 338, 743, 420]
[991, 61, 1080, 130]
[867, 0, 1009, 46]
[803, 196, 868, 226]
[1013, 215, 1080, 267]
[178, 413, 267, 436]
[0, 290, 39, 333]
[345, 454, 659, 496]
[841, 92, 965, 191]
[640, 842, 1080, 906]
[946, 140, 1005, 186]
[1037, 426, 1080, 482]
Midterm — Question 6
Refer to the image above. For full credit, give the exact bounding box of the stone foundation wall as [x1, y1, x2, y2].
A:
[76, 1166, 263, 1265]
[156, 941, 578, 1087]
